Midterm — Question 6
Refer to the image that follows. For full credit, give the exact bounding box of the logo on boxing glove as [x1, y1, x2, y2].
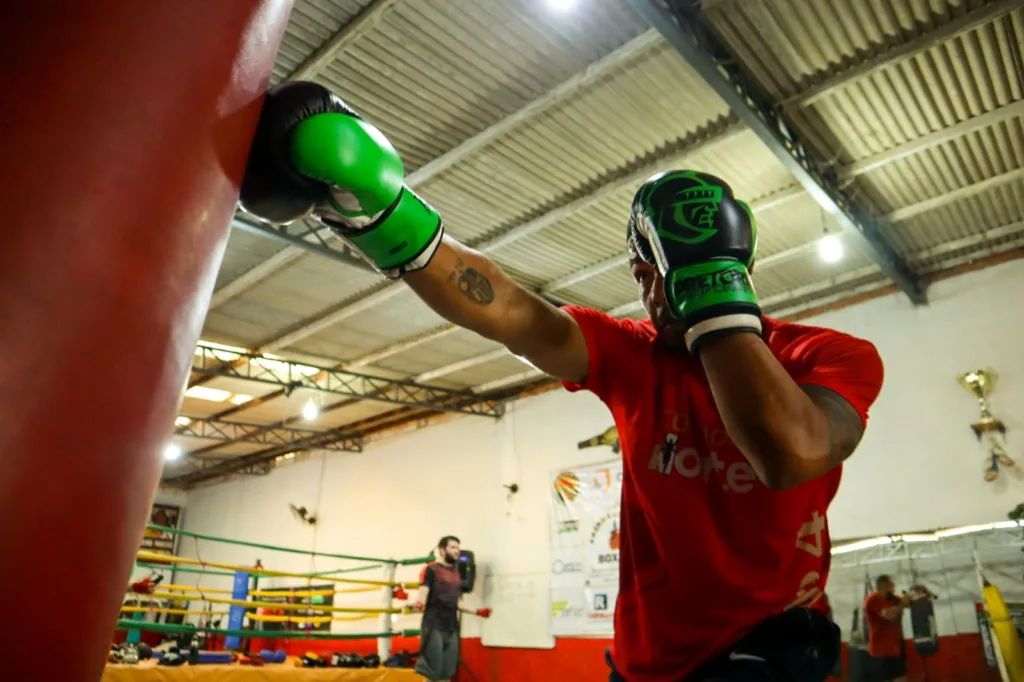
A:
[635, 170, 724, 247]
[655, 171, 723, 245]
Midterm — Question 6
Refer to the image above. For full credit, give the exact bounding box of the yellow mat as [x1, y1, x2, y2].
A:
[103, 662, 423, 682]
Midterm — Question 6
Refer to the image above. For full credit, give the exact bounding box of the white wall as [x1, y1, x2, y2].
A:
[181, 259, 1024, 640]
[818, 259, 1024, 538]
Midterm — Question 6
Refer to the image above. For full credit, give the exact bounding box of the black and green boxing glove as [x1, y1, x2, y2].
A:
[627, 170, 760, 354]
[240, 81, 443, 279]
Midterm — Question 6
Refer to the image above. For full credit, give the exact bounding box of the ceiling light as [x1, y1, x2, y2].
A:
[546, 0, 576, 11]
[817, 234, 844, 263]
[196, 340, 248, 354]
[174, 416, 191, 427]
[229, 394, 253, 405]
[302, 399, 319, 421]
[184, 386, 232, 402]
[163, 444, 183, 462]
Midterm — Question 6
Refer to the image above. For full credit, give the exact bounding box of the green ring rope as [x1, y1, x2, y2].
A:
[114, 619, 420, 641]
[146, 524, 433, 567]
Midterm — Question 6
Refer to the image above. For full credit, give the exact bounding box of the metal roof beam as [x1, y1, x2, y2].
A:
[781, 0, 1020, 109]
[191, 344, 502, 418]
[176, 416, 363, 454]
[839, 100, 1024, 183]
[885, 167, 1024, 223]
[344, 324, 459, 370]
[229, 217, 373, 271]
[212, 30, 663, 309]
[630, 0, 926, 305]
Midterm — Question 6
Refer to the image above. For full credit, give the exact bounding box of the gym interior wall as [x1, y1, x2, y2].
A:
[178, 258, 1024, 680]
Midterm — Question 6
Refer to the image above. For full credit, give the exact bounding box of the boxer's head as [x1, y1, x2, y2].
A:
[438, 535, 461, 565]
[626, 231, 685, 349]
[875, 574, 895, 596]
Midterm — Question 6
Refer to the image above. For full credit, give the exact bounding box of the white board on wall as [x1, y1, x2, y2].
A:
[480, 573, 556, 649]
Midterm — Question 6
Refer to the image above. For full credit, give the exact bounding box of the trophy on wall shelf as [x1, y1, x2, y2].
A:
[957, 369, 1014, 482]
[578, 426, 621, 454]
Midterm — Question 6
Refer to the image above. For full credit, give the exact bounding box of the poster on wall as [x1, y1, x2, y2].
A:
[140, 504, 181, 556]
[549, 456, 622, 637]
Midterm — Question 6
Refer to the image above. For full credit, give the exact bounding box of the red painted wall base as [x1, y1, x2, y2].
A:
[134, 632, 995, 681]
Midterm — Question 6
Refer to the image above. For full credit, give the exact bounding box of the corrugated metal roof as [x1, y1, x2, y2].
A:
[272, 0, 379, 83]
[214, 231, 291, 292]
[317, 0, 650, 169]
[179, 0, 1024, 477]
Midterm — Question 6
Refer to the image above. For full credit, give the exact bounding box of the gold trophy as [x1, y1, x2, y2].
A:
[578, 426, 621, 454]
[957, 369, 1013, 482]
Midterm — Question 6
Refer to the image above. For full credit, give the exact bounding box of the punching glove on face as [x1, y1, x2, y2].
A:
[628, 170, 760, 354]
[240, 81, 443, 278]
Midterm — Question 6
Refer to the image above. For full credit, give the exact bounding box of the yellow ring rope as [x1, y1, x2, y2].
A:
[249, 589, 335, 598]
[137, 550, 419, 589]
[246, 613, 378, 624]
[249, 586, 381, 597]
[120, 606, 229, 617]
[142, 584, 232, 596]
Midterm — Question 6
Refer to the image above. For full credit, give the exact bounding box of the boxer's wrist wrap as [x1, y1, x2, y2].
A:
[331, 186, 444, 279]
[665, 260, 762, 354]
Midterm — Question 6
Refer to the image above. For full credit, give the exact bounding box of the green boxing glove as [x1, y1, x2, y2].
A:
[240, 81, 442, 278]
[627, 170, 761, 354]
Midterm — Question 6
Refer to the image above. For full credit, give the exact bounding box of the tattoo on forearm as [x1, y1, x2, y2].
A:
[449, 257, 495, 306]
[801, 384, 865, 467]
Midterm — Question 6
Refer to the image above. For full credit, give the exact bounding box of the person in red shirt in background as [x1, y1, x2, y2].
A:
[864, 575, 912, 682]
[241, 84, 886, 682]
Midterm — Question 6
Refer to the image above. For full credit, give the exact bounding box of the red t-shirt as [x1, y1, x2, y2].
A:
[561, 307, 884, 682]
[864, 593, 904, 657]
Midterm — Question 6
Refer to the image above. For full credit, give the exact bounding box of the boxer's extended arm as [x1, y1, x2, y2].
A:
[238, 82, 589, 385]
[699, 333, 880, 490]
[404, 236, 589, 385]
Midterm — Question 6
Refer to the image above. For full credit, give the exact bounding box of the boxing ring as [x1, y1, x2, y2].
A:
[107, 524, 434, 680]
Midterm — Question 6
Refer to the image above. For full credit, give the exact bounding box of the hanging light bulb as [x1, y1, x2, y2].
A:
[302, 398, 319, 421]
[163, 444, 182, 462]
[817, 234, 844, 263]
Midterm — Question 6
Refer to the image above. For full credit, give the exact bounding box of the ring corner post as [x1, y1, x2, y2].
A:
[379, 560, 400, 660]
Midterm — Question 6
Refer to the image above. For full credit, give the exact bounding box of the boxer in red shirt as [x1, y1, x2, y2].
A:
[242, 84, 885, 682]
[864, 575, 910, 682]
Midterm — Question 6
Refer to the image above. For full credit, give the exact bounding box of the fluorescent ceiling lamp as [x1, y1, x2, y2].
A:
[173, 416, 191, 427]
[229, 394, 253, 405]
[302, 399, 319, 421]
[163, 444, 183, 462]
[184, 386, 232, 402]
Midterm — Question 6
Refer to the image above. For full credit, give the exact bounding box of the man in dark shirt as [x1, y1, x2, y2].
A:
[411, 536, 491, 682]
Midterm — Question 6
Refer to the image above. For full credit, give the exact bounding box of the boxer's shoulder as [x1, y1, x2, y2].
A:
[763, 315, 876, 359]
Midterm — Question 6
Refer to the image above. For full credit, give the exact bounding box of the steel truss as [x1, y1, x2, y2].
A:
[627, 0, 927, 305]
[176, 417, 363, 454]
[191, 345, 505, 419]
[231, 216, 374, 272]
[831, 524, 1024, 570]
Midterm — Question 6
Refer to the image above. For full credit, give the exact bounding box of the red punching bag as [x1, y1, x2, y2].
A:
[0, 1, 293, 679]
